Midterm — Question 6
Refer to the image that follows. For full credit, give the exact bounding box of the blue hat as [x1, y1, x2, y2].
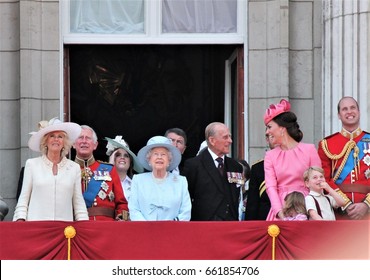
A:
[137, 136, 181, 171]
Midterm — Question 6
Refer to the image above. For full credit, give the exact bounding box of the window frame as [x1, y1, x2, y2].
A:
[61, 0, 245, 44]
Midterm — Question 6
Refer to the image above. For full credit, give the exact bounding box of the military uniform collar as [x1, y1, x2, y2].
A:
[340, 127, 362, 139]
[75, 155, 95, 168]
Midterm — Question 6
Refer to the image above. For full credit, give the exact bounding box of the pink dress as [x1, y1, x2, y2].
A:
[283, 214, 308, 221]
[264, 142, 322, 221]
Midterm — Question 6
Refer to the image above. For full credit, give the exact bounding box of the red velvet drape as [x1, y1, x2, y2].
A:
[0, 221, 368, 260]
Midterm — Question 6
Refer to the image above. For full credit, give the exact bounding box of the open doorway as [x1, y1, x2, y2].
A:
[66, 44, 242, 163]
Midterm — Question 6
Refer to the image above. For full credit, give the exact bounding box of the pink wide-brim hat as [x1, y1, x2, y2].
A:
[28, 117, 81, 152]
[263, 99, 291, 125]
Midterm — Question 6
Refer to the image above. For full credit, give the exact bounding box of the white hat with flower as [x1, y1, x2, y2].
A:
[105, 136, 144, 173]
[28, 117, 81, 152]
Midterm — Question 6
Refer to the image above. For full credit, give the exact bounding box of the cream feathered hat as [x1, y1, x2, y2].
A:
[28, 117, 81, 152]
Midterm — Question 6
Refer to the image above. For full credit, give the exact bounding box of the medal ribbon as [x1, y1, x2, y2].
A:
[335, 134, 370, 184]
[83, 163, 113, 208]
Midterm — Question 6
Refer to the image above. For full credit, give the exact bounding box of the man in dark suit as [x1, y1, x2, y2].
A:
[182, 122, 243, 221]
[244, 159, 271, 220]
[244, 133, 273, 220]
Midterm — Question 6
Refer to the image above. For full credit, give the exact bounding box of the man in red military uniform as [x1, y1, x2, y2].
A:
[74, 125, 128, 221]
[318, 96, 370, 220]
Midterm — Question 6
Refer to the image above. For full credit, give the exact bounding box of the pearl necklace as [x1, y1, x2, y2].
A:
[152, 172, 168, 184]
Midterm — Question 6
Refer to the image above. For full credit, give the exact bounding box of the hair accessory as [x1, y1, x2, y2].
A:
[105, 136, 144, 173]
[264, 99, 291, 125]
[106, 136, 129, 156]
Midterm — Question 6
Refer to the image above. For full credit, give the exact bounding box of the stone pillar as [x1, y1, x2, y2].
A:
[322, 0, 370, 135]
[248, 0, 290, 163]
[0, 0, 61, 220]
[248, 0, 322, 163]
[19, 0, 61, 160]
[0, 0, 21, 220]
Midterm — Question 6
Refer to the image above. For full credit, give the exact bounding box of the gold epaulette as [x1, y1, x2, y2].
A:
[259, 181, 266, 197]
[363, 194, 370, 208]
[252, 158, 264, 166]
[335, 189, 352, 210]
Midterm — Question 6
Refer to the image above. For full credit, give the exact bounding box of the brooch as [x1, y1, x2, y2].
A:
[81, 167, 93, 183]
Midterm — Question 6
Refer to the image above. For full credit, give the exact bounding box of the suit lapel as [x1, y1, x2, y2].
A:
[201, 150, 225, 193]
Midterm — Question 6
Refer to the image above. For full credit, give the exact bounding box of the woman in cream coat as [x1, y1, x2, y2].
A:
[13, 118, 88, 221]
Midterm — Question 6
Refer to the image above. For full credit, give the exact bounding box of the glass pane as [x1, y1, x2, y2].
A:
[162, 0, 237, 33]
[70, 0, 144, 34]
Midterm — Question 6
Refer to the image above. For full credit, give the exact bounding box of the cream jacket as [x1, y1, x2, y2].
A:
[13, 155, 88, 221]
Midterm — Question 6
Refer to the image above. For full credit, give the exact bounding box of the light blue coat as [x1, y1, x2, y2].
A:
[129, 172, 191, 221]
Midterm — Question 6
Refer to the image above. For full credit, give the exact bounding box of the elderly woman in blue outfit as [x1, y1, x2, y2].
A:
[129, 136, 191, 221]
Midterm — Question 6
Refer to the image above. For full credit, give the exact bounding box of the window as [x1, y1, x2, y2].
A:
[162, 0, 237, 33]
[70, 0, 144, 34]
[63, 0, 243, 44]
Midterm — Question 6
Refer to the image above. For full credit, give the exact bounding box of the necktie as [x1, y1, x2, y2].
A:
[216, 157, 224, 175]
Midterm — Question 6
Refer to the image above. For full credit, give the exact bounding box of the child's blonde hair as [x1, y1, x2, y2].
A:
[283, 191, 307, 217]
[303, 166, 324, 182]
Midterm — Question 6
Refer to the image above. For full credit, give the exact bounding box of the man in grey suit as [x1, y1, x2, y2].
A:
[182, 122, 244, 221]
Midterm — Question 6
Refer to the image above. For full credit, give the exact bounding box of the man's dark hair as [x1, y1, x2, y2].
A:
[164, 128, 187, 144]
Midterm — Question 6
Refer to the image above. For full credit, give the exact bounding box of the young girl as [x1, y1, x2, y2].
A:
[303, 166, 346, 220]
[282, 191, 308, 221]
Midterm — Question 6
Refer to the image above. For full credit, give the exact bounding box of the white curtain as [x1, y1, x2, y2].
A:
[70, 0, 237, 34]
[70, 0, 144, 34]
[162, 0, 237, 33]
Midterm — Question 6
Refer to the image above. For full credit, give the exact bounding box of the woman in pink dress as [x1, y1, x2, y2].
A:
[263, 99, 322, 220]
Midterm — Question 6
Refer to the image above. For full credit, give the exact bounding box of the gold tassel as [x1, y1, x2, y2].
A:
[267, 224, 280, 260]
[64, 226, 76, 260]
[353, 146, 359, 180]
[321, 139, 357, 183]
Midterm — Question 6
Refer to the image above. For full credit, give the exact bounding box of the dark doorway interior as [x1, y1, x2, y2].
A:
[69, 44, 238, 163]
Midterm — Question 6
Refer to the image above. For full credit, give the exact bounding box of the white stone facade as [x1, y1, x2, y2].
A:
[0, 0, 369, 220]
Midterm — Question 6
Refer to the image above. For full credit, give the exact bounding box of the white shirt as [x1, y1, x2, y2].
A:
[121, 176, 132, 202]
[305, 190, 338, 220]
[208, 148, 225, 168]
